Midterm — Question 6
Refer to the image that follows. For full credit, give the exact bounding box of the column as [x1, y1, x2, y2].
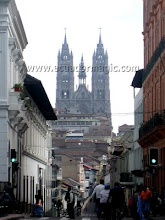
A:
[0, 1, 9, 181]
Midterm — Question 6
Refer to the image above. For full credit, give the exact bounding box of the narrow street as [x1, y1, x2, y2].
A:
[17, 199, 165, 220]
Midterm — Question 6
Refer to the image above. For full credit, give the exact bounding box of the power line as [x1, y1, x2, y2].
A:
[111, 110, 165, 116]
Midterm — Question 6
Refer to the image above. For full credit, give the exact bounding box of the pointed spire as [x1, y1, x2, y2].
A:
[81, 54, 84, 63]
[105, 50, 108, 56]
[78, 55, 86, 86]
[99, 27, 102, 44]
[99, 33, 102, 44]
[64, 27, 67, 44]
[64, 33, 67, 44]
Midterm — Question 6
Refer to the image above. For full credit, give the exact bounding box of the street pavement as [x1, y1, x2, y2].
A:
[5, 199, 165, 220]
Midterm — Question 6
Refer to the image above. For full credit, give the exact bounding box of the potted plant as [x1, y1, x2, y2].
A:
[13, 83, 23, 92]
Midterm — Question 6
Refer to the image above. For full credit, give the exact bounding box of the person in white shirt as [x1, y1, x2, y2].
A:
[100, 184, 110, 220]
[91, 179, 105, 217]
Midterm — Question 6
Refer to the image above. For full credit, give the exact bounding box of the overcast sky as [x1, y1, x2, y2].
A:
[16, 0, 143, 134]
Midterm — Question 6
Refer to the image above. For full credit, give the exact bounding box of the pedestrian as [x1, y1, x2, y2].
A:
[91, 179, 105, 217]
[100, 184, 110, 220]
[130, 187, 141, 220]
[65, 186, 75, 219]
[140, 185, 152, 219]
[33, 199, 43, 217]
[57, 199, 63, 217]
[108, 182, 125, 220]
[3, 182, 17, 213]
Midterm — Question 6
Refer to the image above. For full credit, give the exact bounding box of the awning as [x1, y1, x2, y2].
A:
[131, 169, 144, 177]
[111, 146, 124, 156]
[24, 74, 57, 120]
[131, 69, 143, 88]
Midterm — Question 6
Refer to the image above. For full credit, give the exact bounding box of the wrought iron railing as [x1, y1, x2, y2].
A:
[139, 110, 165, 138]
[142, 36, 165, 83]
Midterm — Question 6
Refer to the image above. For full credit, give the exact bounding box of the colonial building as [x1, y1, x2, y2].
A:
[0, 0, 56, 215]
[132, 0, 165, 195]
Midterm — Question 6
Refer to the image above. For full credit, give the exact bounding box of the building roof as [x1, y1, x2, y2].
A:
[24, 74, 57, 120]
[63, 177, 81, 187]
[83, 164, 99, 171]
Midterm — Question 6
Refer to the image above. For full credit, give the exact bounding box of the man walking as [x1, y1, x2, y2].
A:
[65, 186, 75, 219]
[91, 179, 105, 217]
[140, 185, 152, 219]
[108, 182, 125, 220]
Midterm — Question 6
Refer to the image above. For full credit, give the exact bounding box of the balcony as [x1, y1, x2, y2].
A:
[120, 173, 133, 183]
[8, 91, 25, 119]
[139, 111, 165, 147]
[142, 36, 165, 83]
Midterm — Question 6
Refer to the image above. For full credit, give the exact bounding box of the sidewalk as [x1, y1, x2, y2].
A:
[0, 213, 29, 220]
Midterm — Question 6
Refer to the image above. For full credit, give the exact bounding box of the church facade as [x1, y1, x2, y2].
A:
[56, 34, 112, 126]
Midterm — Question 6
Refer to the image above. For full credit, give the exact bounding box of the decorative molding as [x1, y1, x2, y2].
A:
[23, 150, 47, 165]
[12, 48, 22, 64]
[9, 37, 17, 53]
[18, 59, 27, 80]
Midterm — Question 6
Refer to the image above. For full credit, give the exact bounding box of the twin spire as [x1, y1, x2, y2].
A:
[61, 28, 104, 62]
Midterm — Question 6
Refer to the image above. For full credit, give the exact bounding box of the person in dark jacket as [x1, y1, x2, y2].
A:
[108, 182, 125, 220]
[65, 186, 75, 219]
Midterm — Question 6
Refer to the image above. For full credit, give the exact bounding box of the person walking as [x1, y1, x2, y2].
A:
[100, 184, 110, 220]
[65, 186, 75, 219]
[91, 179, 105, 217]
[130, 187, 141, 220]
[108, 182, 125, 220]
[140, 185, 152, 219]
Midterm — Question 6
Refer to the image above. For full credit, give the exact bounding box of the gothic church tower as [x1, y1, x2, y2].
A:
[56, 34, 74, 111]
[92, 35, 111, 123]
[56, 33, 112, 127]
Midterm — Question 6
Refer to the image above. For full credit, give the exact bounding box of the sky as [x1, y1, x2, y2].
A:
[15, 0, 144, 134]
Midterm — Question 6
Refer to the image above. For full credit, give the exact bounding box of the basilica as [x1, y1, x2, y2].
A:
[55, 34, 112, 126]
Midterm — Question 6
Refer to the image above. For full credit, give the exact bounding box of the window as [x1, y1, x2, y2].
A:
[62, 90, 69, 99]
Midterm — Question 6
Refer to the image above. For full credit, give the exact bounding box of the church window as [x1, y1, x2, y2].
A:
[98, 79, 103, 83]
[64, 55, 67, 60]
[62, 78, 69, 83]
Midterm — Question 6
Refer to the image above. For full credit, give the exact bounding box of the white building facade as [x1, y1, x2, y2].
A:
[0, 0, 56, 215]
